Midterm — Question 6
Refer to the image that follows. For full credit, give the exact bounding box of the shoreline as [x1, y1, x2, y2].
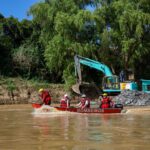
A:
[123, 106, 150, 114]
[0, 103, 150, 114]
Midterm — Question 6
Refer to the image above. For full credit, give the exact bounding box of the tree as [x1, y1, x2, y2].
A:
[94, 0, 150, 78]
[12, 43, 40, 78]
[29, 0, 98, 84]
[0, 0, 149, 84]
[29, 0, 150, 84]
[0, 15, 34, 76]
[0, 16, 14, 75]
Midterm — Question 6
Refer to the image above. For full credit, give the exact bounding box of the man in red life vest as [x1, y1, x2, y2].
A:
[76, 94, 90, 109]
[39, 88, 51, 105]
[60, 94, 71, 108]
[100, 93, 113, 109]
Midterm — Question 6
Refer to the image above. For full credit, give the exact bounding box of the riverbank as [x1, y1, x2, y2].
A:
[124, 106, 150, 114]
[1, 77, 150, 114]
[0, 77, 66, 105]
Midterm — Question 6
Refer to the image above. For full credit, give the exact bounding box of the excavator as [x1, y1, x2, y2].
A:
[72, 55, 137, 98]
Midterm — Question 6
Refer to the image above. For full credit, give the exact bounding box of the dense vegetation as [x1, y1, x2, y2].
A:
[0, 0, 150, 88]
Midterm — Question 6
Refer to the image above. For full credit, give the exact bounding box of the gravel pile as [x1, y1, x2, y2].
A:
[113, 90, 150, 106]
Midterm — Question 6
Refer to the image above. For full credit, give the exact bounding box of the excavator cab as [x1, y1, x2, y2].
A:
[102, 75, 121, 95]
[102, 75, 120, 90]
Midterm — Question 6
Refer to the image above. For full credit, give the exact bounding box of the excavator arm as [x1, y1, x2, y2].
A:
[74, 55, 113, 81]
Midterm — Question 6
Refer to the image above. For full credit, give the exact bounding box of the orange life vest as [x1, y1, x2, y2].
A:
[81, 98, 90, 108]
[100, 97, 111, 109]
[40, 90, 51, 105]
[60, 98, 69, 108]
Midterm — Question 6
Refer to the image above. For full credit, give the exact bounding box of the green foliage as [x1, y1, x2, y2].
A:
[0, 0, 150, 85]
[30, 0, 98, 84]
[6, 79, 16, 92]
[63, 62, 76, 90]
[0, 16, 34, 75]
[13, 45, 38, 78]
[13, 43, 39, 69]
[110, 0, 150, 69]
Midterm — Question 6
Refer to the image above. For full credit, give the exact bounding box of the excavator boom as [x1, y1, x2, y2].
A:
[74, 55, 113, 79]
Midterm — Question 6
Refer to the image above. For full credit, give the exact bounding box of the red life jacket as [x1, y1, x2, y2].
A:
[40, 90, 51, 105]
[60, 98, 67, 108]
[100, 97, 111, 109]
[81, 98, 90, 108]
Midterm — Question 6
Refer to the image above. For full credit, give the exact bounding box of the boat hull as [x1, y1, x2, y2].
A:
[32, 104, 122, 114]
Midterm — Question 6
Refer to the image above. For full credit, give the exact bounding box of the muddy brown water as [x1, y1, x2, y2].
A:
[0, 104, 150, 150]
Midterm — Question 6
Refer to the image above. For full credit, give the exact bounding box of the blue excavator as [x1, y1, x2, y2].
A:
[72, 55, 137, 97]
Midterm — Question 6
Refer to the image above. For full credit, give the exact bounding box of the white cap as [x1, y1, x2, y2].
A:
[64, 94, 68, 97]
[81, 94, 86, 98]
[64, 94, 70, 100]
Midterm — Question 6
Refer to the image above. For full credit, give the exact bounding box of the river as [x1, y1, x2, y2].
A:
[0, 104, 150, 150]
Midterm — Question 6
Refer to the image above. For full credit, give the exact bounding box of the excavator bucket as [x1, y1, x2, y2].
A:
[72, 83, 81, 95]
[72, 82, 102, 99]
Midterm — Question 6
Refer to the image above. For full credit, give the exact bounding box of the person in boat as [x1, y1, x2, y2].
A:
[60, 94, 71, 108]
[100, 93, 114, 109]
[38, 88, 51, 105]
[76, 94, 90, 109]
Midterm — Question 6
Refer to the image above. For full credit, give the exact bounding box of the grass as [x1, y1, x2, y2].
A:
[0, 76, 64, 90]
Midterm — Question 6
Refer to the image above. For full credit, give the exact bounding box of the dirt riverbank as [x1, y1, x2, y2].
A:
[0, 77, 67, 105]
[123, 106, 150, 114]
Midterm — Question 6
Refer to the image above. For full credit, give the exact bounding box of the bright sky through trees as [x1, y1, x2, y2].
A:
[0, 0, 39, 20]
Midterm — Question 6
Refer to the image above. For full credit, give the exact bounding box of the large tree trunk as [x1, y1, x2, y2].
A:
[124, 53, 135, 80]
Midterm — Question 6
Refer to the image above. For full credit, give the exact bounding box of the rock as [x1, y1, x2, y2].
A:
[113, 90, 150, 106]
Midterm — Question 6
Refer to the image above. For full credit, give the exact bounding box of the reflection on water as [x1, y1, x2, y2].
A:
[0, 105, 150, 150]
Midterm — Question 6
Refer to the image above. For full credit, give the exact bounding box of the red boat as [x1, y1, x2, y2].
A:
[32, 103, 123, 114]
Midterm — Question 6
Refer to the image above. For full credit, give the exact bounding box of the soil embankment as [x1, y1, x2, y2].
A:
[124, 106, 150, 114]
[0, 78, 65, 105]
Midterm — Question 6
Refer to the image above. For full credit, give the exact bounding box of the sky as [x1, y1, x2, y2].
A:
[0, 0, 41, 20]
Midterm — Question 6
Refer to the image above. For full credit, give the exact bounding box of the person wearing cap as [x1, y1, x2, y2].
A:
[60, 94, 71, 108]
[76, 94, 90, 109]
[38, 88, 51, 105]
[100, 93, 113, 109]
